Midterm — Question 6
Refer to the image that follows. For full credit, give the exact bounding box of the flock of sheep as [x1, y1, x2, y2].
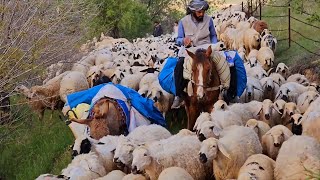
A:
[15, 4, 320, 180]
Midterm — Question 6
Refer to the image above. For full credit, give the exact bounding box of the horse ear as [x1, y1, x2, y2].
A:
[206, 45, 212, 57]
[186, 49, 196, 59]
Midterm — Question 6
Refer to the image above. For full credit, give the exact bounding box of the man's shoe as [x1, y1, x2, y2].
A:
[171, 96, 182, 109]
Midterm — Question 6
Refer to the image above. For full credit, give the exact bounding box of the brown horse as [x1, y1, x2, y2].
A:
[184, 46, 221, 130]
[71, 98, 127, 140]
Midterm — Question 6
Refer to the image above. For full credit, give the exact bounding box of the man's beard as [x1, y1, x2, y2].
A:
[193, 13, 204, 22]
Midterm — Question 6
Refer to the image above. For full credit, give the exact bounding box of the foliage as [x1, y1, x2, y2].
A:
[86, 0, 152, 40]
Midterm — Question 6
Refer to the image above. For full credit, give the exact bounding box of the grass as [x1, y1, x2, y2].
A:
[259, 0, 320, 65]
[0, 96, 74, 180]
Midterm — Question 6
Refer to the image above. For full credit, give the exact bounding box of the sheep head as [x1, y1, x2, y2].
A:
[270, 129, 285, 147]
[198, 121, 222, 142]
[114, 139, 136, 169]
[213, 100, 228, 111]
[282, 102, 300, 119]
[131, 146, 151, 174]
[272, 99, 286, 115]
[193, 112, 211, 133]
[199, 137, 230, 164]
[245, 119, 259, 135]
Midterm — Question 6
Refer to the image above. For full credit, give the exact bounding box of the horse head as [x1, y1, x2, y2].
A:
[186, 45, 217, 100]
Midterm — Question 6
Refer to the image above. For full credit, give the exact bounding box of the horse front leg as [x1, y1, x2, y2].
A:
[186, 104, 200, 131]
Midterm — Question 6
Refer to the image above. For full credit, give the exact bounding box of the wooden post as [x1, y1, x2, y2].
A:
[288, 2, 291, 48]
[242, 1, 244, 12]
[259, 0, 262, 20]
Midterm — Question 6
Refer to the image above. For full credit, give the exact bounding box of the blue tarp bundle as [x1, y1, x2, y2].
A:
[66, 83, 166, 127]
[158, 57, 178, 96]
[232, 52, 247, 97]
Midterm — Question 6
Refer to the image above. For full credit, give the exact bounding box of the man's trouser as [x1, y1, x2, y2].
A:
[174, 57, 188, 98]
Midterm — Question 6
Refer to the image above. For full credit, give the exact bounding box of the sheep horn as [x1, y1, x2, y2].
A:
[70, 118, 92, 125]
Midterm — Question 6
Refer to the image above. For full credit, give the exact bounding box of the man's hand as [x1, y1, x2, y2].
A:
[183, 37, 192, 47]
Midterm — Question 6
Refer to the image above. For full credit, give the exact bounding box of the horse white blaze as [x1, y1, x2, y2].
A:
[197, 64, 204, 99]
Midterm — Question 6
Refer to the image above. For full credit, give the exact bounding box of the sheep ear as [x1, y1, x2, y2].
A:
[297, 116, 303, 125]
[217, 141, 231, 159]
[281, 108, 287, 119]
[212, 126, 222, 137]
[206, 45, 212, 58]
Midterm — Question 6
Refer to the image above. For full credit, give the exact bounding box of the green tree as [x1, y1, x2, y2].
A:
[87, 0, 152, 40]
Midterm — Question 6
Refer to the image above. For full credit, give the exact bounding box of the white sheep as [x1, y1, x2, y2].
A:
[36, 174, 68, 180]
[260, 77, 279, 100]
[131, 135, 212, 180]
[59, 71, 89, 102]
[193, 112, 211, 133]
[113, 125, 171, 171]
[240, 77, 264, 102]
[261, 125, 293, 160]
[281, 102, 301, 128]
[237, 154, 275, 180]
[275, 63, 289, 79]
[287, 73, 310, 86]
[257, 47, 274, 71]
[243, 28, 261, 56]
[261, 33, 277, 53]
[297, 91, 319, 114]
[94, 170, 126, 180]
[302, 111, 320, 142]
[274, 135, 320, 180]
[120, 73, 145, 91]
[246, 65, 268, 80]
[275, 82, 316, 102]
[210, 104, 244, 129]
[61, 152, 106, 179]
[245, 119, 271, 142]
[269, 73, 286, 87]
[158, 167, 194, 180]
[271, 99, 287, 126]
[246, 49, 258, 61]
[199, 126, 262, 180]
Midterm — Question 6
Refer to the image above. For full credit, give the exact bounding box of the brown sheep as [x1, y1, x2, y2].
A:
[252, 20, 269, 34]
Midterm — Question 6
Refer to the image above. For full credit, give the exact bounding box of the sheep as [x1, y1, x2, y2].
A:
[113, 125, 171, 171]
[214, 100, 253, 125]
[252, 20, 269, 34]
[257, 47, 274, 71]
[71, 61, 91, 75]
[246, 65, 268, 80]
[61, 152, 107, 179]
[95, 51, 113, 65]
[275, 82, 317, 103]
[246, 49, 258, 61]
[269, 73, 286, 87]
[297, 91, 319, 114]
[302, 111, 320, 142]
[158, 167, 194, 180]
[243, 28, 261, 56]
[59, 71, 89, 102]
[290, 114, 303, 135]
[261, 33, 277, 53]
[237, 154, 275, 180]
[198, 120, 223, 141]
[274, 135, 320, 180]
[281, 102, 301, 129]
[287, 73, 310, 86]
[245, 119, 271, 142]
[120, 73, 145, 91]
[261, 125, 293, 160]
[122, 174, 147, 180]
[193, 112, 211, 133]
[176, 128, 196, 136]
[71, 135, 120, 173]
[240, 77, 264, 102]
[138, 73, 158, 91]
[275, 63, 289, 79]
[131, 135, 212, 180]
[94, 170, 126, 180]
[146, 81, 174, 117]
[199, 126, 262, 180]
[260, 77, 279, 100]
[271, 99, 287, 126]
[210, 104, 244, 129]
[258, 99, 275, 125]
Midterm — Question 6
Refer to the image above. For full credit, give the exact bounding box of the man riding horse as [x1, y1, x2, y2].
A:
[172, 0, 219, 108]
[163, 0, 247, 129]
